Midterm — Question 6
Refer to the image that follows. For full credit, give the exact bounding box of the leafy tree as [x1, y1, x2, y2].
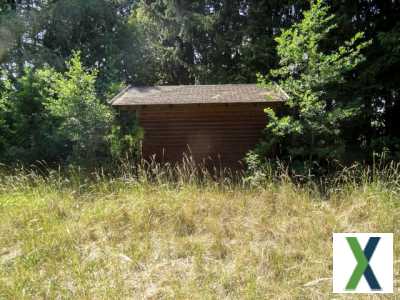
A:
[0, 0, 149, 95]
[42, 52, 115, 165]
[0, 67, 65, 164]
[257, 0, 370, 170]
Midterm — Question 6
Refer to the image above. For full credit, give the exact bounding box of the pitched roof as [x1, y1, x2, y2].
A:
[110, 84, 288, 106]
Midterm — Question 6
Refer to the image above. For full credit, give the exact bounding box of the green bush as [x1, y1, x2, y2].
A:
[0, 52, 142, 166]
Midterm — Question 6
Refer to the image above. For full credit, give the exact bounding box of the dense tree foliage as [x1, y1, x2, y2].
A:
[256, 0, 370, 170]
[0, 53, 115, 164]
[0, 0, 399, 167]
[133, 0, 309, 84]
[0, 0, 152, 92]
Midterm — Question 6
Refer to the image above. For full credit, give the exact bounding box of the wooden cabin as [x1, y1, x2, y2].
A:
[110, 84, 287, 168]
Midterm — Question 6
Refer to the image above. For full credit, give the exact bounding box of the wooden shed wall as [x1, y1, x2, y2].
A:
[120, 103, 279, 167]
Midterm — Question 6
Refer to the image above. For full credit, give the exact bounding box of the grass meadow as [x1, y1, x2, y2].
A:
[0, 161, 399, 299]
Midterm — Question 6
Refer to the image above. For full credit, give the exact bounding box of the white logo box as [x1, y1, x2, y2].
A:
[332, 233, 393, 293]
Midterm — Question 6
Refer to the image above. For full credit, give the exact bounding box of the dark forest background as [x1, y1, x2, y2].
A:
[0, 0, 399, 169]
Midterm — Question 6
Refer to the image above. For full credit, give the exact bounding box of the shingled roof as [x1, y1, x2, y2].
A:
[110, 84, 288, 106]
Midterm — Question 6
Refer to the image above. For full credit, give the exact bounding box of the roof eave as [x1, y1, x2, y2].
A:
[108, 85, 132, 105]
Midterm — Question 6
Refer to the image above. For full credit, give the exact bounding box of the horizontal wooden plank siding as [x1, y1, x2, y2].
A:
[119, 103, 280, 168]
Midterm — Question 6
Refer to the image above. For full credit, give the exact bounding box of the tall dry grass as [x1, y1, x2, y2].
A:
[0, 160, 398, 299]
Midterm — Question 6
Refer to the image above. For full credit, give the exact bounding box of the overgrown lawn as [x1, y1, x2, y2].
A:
[0, 167, 398, 299]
